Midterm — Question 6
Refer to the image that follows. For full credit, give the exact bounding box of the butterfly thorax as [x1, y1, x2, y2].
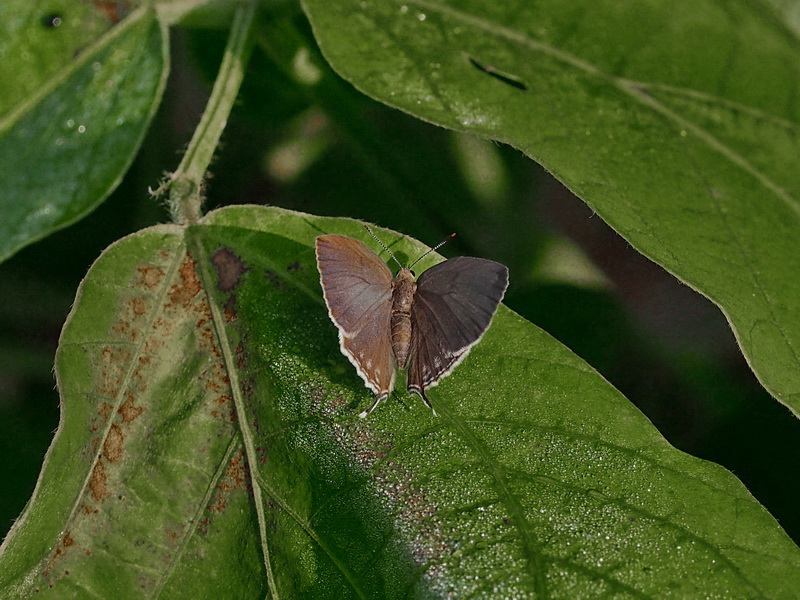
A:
[390, 268, 416, 368]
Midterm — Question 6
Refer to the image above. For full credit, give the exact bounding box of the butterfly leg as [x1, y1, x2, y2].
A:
[358, 393, 389, 418]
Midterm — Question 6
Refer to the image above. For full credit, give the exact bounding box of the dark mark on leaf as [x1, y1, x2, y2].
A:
[468, 56, 528, 91]
[264, 269, 285, 288]
[287, 261, 302, 272]
[41, 13, 63, 28]
[212, 248, 246, 292]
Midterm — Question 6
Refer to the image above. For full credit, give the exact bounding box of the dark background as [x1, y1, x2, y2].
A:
[2, 14, 798, 544]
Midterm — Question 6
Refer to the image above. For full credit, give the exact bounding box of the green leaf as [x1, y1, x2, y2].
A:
[0, 2, 168, 263]
[298, 0, 800, 416]
[1, 206, 798, 597]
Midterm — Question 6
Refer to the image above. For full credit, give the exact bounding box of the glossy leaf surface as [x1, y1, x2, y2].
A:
[0, 2, 167, 262]
[1, 206, 798, 598]
[299, 0, 800, 416]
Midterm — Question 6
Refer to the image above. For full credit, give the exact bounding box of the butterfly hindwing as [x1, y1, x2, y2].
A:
[315, 235, 396, 401]
[408, 257, 508, 400]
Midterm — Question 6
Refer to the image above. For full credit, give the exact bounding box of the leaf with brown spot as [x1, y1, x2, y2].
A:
[212, 247, 247, 292]
[1, 206, 799, 599]
[0, 5, 167, 264]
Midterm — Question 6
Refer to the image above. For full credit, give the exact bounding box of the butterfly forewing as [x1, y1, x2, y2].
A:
[408, 257, 509, 398]
[316, 235, 396, 399]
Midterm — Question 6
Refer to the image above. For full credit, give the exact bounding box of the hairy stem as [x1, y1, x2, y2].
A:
[163, 1, 257, 225]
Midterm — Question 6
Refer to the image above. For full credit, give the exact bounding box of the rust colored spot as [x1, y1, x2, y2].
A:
[199, 325, 218, 356]
[118, 392, 144, 423]
[212, 248, 246, 292]
[144, 334, 163, 355]
[287, 261, 302, 272]
[199, 516, 211, 534]
[98, 402, 114, 420]
[89, 461, 110, 502]
[164, 527, 181, 545]
[208, 495, 227, 513]
[235, 343, 245, 369]
[80, 503, 98, 515]
[223, 295, 237, 323]
[90, 0, 132, 23]
[131, 296, 147, 316]
[168, 254, 202, 307]
[63, 532, 74, 547]
[102, 424, 124, 463]
[138, 264, 165, 289]
[96, 346, 133, 397]
[224, 451, 247, 489]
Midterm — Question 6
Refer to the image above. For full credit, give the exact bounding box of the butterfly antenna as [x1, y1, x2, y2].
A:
[363, 224, 403, 269]
[409, 233, 456, 269]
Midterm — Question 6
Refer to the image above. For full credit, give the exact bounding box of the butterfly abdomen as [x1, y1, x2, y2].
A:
[390, 268, 416, 368]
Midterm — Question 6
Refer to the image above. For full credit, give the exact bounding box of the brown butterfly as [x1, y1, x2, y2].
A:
[316, 228, 508, 417]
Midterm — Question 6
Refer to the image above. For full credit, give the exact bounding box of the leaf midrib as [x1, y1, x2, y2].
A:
[395, 0, 800, 219]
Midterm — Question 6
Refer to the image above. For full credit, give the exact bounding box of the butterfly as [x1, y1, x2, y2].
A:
[315, 228, 508, 417]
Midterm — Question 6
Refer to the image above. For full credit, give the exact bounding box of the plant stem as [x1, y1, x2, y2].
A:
[164, 1, 257, 225]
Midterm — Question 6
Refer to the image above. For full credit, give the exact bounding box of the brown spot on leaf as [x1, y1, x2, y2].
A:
[224, 451, 247, 490]
[96, 346, 133, 397]
[89, 461, 110, 502]
[98, 402, 114, 420]
[206, 451, 249, 516]
[164, 527, 181, 546]
[131, 296, 147, 316]
[212, 248, 246, 292]
[223, 295, 237, 322]
[80, 503, 98, 515]
[63, 532, 74, 547]
[235, 342, 245, 369]
[168, 254, 202, 307]
[264, 269, 285, 288]
[89, 0, 132, 23]
[138, 264, 165, 289]
[102, 424, 124, 463]
[118, 392, 144, 423]
[287, 261, 302, 272]
[208, 495, 227, 514]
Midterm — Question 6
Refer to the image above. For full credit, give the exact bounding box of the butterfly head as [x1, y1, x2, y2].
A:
[363, 224, 456, 275]
[394, 267, 416, 285]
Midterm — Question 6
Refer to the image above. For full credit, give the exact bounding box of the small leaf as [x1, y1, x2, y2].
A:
[0, 2, 167, 263]
[1, 206, 798, 597]
[299, 0, 800, 416]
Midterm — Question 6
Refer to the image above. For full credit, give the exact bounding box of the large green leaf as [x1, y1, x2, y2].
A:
[0, 1, 168, 263]
[1, 206, 798, 597]
[298, 0, 800, 416]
